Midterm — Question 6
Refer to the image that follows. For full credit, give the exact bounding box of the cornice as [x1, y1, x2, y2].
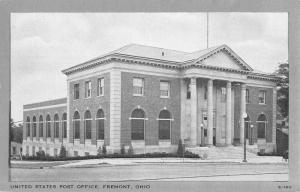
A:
[62, 54, 280, 82]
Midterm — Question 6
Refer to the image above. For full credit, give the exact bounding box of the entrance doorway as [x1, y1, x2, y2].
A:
[202, 111, 216, 146]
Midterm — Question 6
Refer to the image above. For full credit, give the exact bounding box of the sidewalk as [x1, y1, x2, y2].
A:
[52, 156, 287, 168]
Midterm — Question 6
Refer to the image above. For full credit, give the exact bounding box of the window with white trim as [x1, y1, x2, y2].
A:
[257, 114, 267, 139]
[158, 110, 172, 140]
[74, 83, 79, 100]
[97, 78, 104, 96]
[84, 111, 92, 140]
[39, 115, 43, 137]
[62, 113, 67, 138]
[160, 81, 170, 98]
[96, 109, 105, 140]
[32, 116, 36, 137]
[85, 81, 92, 98]
[73, 111, 80, 139]
[46, 115, 51, 138]
[258, 90, 266, 104]
[131, 109, 146, 140]
[133, 78, 144, 96]
[54, 114, 59, 138]
[26, 117, 30, 137]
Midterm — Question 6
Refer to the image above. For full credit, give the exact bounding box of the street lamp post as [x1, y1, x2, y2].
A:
[242, 113, 248, 163]
[200, 123, 204, 147]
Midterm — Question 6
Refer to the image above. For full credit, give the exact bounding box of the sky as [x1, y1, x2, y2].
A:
[11, 12, 288, 123]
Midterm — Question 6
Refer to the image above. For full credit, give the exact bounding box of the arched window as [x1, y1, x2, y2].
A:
[96, 109, 105, 140]
[84, 111, 92, 140]
[26, 117, 30, 137]
[46, 115, 51, 138]
[62, 113, 67, 138]
[54, 114, 59, 138]
[32, 116, 36, 137]
[39, 115, 43, 137]
[158, 110, 172, 140]
[245, 114, 250, 139]
[131, 109, 146, 140]
[73, 111, 80, 139]
[257, 114, 267, 139]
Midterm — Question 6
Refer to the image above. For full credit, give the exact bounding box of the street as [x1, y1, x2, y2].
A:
[10, 162, 288, 182]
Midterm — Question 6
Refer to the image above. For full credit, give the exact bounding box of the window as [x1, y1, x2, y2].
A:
[158, 110, 172, 140]
[246, 89, 250, 104]
[160, 81, 170, 98]
[46, 115, 51, 138]
[73, 111, 80, 139]
[84, 111, 92, 140]
[12, 147, 16, 155]
[62, 113, 67, 138]
[26, 117, 30, 137]
[74, 151, 78, 157]
[32, 116, 36, 137]
[221, 87, 226, 102]
[74, 83, 80, 100]
[85, 81, 91, 98]
[187, 81, 191, 99]
[39, 115, 43, 137]
[133, 78, 144, 96]
[96, 109, 105, 140]
[54, 114, 59, 138]
[131, 109, 146, 140]
[257, 114, 267, 139]
[97, 78, 104, 96]
[258, 90, 266, 104]
[204, 86, 208, 100]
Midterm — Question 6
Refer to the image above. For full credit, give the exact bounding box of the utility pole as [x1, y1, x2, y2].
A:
[207, 12, 209, 49]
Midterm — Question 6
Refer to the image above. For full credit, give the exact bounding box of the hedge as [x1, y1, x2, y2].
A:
[22, 151, 200, 161]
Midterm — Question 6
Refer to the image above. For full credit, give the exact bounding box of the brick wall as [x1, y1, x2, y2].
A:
[68, 72, 110, 145]
[234, 85, 273, 143]
[120, 72, 181, 146]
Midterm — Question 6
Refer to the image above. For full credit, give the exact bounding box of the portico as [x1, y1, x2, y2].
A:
[182, 75, 247, 147]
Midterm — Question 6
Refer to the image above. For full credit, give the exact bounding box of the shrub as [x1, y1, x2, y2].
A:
[120, 144, 126, 155]
[128, 143, 134, 155]
[102, 144, 107, 155]
[177, 139, 185, 157]
[97, 146, 102, 156]
[36, 150, 46, 160]
[59, 145, 67, 158]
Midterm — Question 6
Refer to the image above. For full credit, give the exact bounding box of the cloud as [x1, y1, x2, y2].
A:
[11, 13, 288, 122]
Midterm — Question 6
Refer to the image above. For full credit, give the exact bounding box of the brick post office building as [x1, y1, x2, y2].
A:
[22, 44, 280, 157]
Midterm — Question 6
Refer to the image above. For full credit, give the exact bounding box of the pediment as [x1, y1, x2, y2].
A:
[194, 45, 253, 71]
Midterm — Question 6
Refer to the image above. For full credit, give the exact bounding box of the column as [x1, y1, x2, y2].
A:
[240, 83, 246, 144]
[226, 81, 232, 145]
[190, 77, 198, 146]
[207, 79, 214, 146]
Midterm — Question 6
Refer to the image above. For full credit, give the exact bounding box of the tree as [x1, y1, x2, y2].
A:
[120, 144, 126, 155]
[275, 62, 289, 118]
[10, 118, 23, 143]
[59, 145, 67, 158]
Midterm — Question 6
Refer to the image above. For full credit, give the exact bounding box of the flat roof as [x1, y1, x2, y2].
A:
[23, 98, 67, 110]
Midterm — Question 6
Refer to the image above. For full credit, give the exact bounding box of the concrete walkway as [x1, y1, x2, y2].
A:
[52, 156, 287, 168]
